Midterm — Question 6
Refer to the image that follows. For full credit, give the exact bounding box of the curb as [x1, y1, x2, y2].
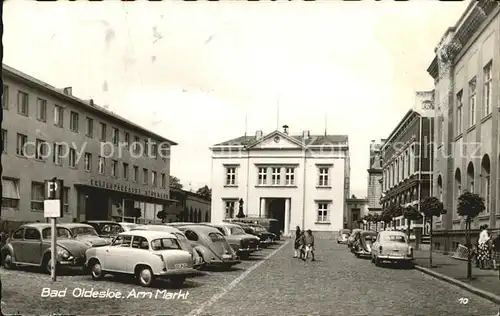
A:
[414, 265, 500, 305]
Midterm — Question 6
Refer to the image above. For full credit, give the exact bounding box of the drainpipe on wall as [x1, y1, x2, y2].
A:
[245, 149, 250, 216]
[302, 150, 307, 230]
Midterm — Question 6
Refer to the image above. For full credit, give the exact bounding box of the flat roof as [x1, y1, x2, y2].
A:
[3, 64, 177, 146]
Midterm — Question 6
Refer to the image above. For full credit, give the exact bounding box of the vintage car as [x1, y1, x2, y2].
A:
[1, 223, 89, 273]
[167, 222, 195, 228]
[131, 225, 204, 269]
[175, 225, 241, 268]
[353, 230, 378, 258]
[117, 222, 144, 232]
[224, 218, 281, 240]
[85, 230, 204, 287]
[370, 231, 414, 266]
[81, 221, 124, 241]
[210, 223, 260, 259]
[59, 223, 111, 247]
[347, 229, 363, 250]
[241, 223, 276, 247]
[337, 229, 351, 244]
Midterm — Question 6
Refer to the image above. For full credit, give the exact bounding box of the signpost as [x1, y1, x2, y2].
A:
[44, 178, 64, 282]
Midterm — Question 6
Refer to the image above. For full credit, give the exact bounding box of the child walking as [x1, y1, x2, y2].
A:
[293, 226, 301, 258]
[298, 231, 306, 260]
[304, 229, 315, 261]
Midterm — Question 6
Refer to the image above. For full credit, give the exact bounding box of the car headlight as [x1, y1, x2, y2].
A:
[57, 247, 71, 259]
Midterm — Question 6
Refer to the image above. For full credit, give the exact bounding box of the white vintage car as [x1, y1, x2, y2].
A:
[370, 231, 413, 266]
[85, 230, 203, 287]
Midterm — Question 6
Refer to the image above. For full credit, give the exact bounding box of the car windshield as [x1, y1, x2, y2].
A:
[230, 227, 245, 235]
[151, 238, 181, 251]
[209, 232, 225, 242]
[364, 235, 377, 241]
[384, 235, 407, 243]
[72, 227, 98, 236]
[42, 228, 72, 239]
[100, 224, 124, 234]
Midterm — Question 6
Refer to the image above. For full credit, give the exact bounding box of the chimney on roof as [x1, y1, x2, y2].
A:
[63, 87, 72, 95]
[282, 124, 289, 135]
[302, 130, 310, 139]
[255, 130, 263, 140]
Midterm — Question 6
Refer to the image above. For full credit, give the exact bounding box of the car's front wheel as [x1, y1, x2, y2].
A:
[136, 266, 155, 287]
[2, 251, 15, 269]
[90, 259, 105, 280]
[42, 254, 57, 274]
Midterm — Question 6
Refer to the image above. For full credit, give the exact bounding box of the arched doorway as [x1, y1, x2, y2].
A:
[437, 175, 443, 222]
[205, 211, 209, 222]
[189, 208, 194, 222]
[481, 155, 491, 213]
[467, 162, 475, 193]
[197, 209, 202, 223]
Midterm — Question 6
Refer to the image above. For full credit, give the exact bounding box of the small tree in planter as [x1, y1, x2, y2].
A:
[389, 204, 404, 230]
[156, 210, 167, 223]
[371, 214, 381, 232]
[380, 208, 393, 230]
[420, 197, 446, 267]
[366, 214, 374, 230]
[457, 192, 485, 280]
[403, 205, 422, 242]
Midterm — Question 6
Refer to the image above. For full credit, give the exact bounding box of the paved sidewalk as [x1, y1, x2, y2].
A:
[413, 249, 500, 298]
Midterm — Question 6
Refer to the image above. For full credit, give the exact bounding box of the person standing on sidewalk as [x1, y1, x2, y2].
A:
[293, 226, 301, 258]
[304, 229, 315, 262]
[477, 225, 491, 269]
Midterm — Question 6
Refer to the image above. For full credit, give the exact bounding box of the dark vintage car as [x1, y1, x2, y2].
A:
[347, 229, 363, 250]
[175, 225, 240, 268]
[235, 223, 276, 247]
[59, 223, 111, 247]
[210, 223, 260, 259]
[224, 218, 281, 240]
[131, 225, 204, 269]
[1, 223, 90, 273]
[337, 229, 351, 244]
[353, 231, 378, 258]
[81, 221, 124, 241]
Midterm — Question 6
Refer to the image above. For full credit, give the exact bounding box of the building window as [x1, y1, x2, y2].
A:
[161, 173, 166, 188]
[99, 123, 107, 141]
[271, 167, 281, 185]
[31, 182, 45, 212]
[86, 117, 93, 138]
[69, 148, 77, 168]
[63, 187, 69, 213]
[54, 105, 64, 127]
[285, 167, 295, 185]
[456, 90, 463, 134]
[143, 168, 148, 184]
[36, 98, 47, 122]
[318, 167, 329, 186]
[134, 136, 140, 154]
[98, 156, 105, 174]
[113, 128, 119, 145]
[1, 129, 6, 153]
[35, 139, 48, 160]
[317, 202, 330, 222]
[484, 175, 491, 213]
[152, 171, 157, 186]
[483, 62, 492, 117]
[53, 143, 63, 165]
[133, 165, 139, 182]
[2, 85, 9, 109]
[84, 153, 92, 171]
[123, 162, 129, 179]
[17, 91, 29, 116]
[2, 178, 20, 209]
[111, 160, 118, 177]
[258, 167, 267, 185]
[224, 200, 235, 219]
[144, 139, 149, 156]
[151, 143, 157, 159]
[226, 167, 236, 185]
[16, 133, 27, 157]
[124, 132, 130, 148]
[468, 77, 476, 127]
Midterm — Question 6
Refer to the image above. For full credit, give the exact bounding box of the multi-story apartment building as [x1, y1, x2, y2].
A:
[380, 92, 435, 233]
[1, 64, 177, 224]
[427, 0, 500, 235]
[209, 126, 349, 238]
[367, 139, 385, 214]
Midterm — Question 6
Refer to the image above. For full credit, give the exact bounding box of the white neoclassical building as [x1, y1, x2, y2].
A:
[209, 126, 350, 237]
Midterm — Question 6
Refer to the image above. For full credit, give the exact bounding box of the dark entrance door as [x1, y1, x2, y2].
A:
[268, 199, 285, 231]
[86, 189, 109, 220]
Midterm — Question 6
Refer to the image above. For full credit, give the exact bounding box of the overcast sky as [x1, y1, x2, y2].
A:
[4, 1, 468, 196]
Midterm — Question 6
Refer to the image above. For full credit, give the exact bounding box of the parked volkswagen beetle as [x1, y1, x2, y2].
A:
[81, 221, 124, 241]
[370, 231, 413, 266]
[59, 223, 111, 247]
[209, 223, 260, 259]
[337, 229, 351, 244]
[1, 223, 89, 273]
[85, 230, 204, 287]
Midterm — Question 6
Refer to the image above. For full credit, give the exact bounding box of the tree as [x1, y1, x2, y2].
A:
[156, 210, 167, 223]
[389, 204, 404, 230]
[356, 219, 364, 229]
[421, 197, 446, 267]
[403, 205, 422, 241]
[170, 176, 183, 189]
[371, 214, 381, 232]
[457, 192, 485, 280]
[132, 208, 142, 223]
[380, 208, 393, 230]
[196, 185, 212, 200]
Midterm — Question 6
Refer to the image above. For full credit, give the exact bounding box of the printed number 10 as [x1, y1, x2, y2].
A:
[459, 297, 469, 304]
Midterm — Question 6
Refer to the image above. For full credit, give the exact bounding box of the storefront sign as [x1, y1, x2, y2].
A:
[89, 179, 169, 200]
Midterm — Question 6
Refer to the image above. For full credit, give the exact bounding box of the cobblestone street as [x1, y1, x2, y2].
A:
[2, 239, 499, 315]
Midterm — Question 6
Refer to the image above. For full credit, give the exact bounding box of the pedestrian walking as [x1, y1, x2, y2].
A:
[304, 229, 315, 262]
[298, 231, 306, 260]
[492, 233, 500, 270]
[477, 225, 491, 269]
[293, 226, 301, 258]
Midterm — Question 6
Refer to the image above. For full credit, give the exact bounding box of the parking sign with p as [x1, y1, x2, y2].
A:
[44, 179, 64, 218]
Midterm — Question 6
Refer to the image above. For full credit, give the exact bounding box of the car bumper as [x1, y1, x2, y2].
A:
[377, 255, 413, 261]
[208, 259, 241, 266]
[355, 251, 370, 257]
[157, 268, 205, 278]
[337, 240, 347, 244]
[61, 256, 86, 267]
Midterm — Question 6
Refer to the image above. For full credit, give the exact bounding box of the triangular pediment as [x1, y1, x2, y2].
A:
[246, 130, 304, 150]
